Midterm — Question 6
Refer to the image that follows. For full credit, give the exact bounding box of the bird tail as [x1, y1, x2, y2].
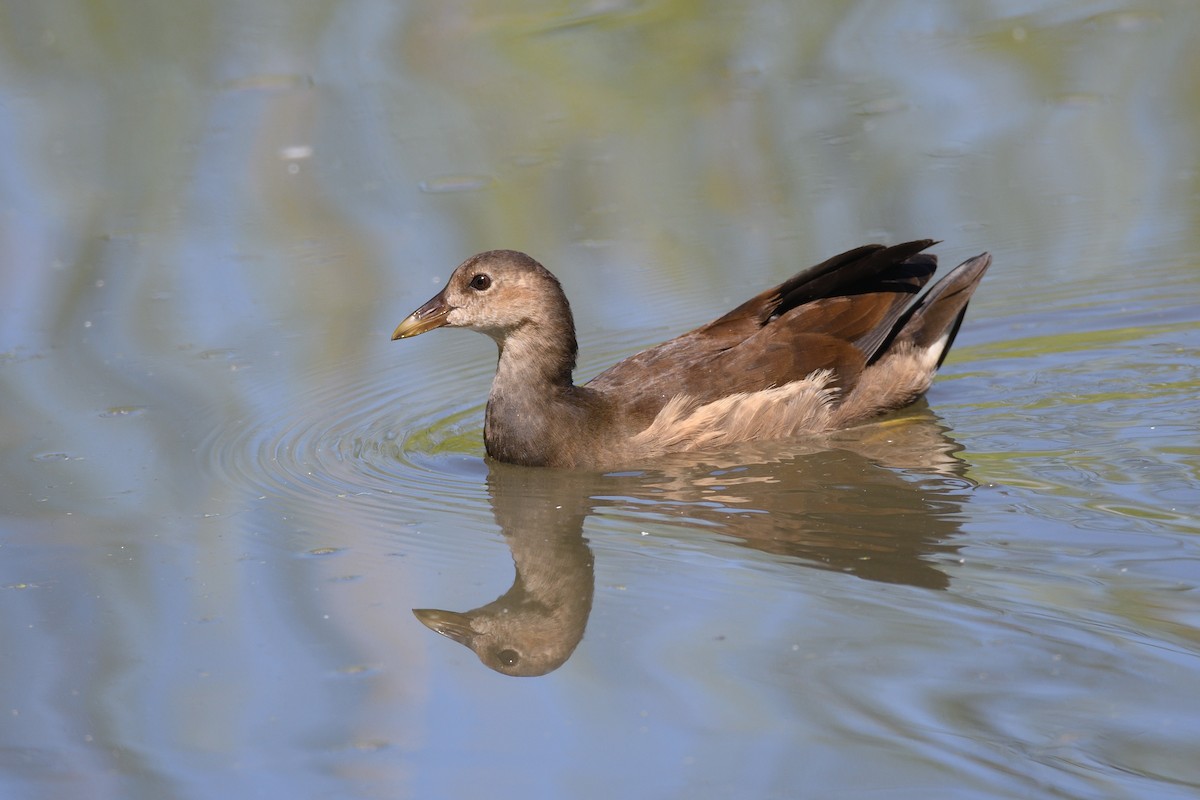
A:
[875, 252, 992, 369]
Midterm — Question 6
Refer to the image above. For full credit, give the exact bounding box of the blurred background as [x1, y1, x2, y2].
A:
[1, 2, 1198, 799]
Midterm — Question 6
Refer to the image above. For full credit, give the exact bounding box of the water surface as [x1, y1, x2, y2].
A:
[2, 2, 1199, 799]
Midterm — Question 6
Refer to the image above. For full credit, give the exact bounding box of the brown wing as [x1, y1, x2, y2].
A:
[585, 241, 940, 421]
[701, 240, 934, 337]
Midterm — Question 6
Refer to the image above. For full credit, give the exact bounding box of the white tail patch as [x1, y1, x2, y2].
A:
[630, 371, 840, 456]
[924, 333, 951, 372]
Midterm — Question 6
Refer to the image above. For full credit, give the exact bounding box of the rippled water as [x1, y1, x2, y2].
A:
[3, 2, 1200, 799]
[203, 347, 486, 523]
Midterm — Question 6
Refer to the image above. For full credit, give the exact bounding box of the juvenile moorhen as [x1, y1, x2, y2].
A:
[392, 241, 990, 468]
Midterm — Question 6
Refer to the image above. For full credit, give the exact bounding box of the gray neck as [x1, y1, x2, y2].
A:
[491, 318, 578, 395]
[483, 322, 580, 465]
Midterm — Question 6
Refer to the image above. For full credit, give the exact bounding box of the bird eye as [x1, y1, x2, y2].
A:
[497, 649, 520, 667]
[469, 273, 492, 291]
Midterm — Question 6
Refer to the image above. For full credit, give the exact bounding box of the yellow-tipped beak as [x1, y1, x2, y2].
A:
[391, 293, 452, 340]
[412, 609, 476, 644]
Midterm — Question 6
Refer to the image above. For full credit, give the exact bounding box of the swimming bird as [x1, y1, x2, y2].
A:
[392, 241, 990, 468]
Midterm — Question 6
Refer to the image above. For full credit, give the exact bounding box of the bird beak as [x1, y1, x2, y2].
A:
[412, 608, 476, 644]
[391, 292, 452, 340]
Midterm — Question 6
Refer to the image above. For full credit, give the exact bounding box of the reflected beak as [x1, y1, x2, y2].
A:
[413, 608, 477, 644]
[391, 292, 453, 340]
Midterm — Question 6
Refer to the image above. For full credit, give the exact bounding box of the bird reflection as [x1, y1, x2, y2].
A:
[413, 467, 597, 677]
[414, 406, 974, 676]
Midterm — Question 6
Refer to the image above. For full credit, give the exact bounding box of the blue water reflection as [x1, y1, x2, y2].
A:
[2, 2, 1199, 799]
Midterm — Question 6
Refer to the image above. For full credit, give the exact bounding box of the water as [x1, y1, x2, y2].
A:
[2, 2, 1199, 799]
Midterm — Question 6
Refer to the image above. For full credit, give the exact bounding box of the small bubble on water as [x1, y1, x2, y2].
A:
[100, 406, 147, 418]
[418, 174, 493, 193]
[335, 663, 378, 677]
[348, 739, 389, 752]
[279, 145, 313, 160]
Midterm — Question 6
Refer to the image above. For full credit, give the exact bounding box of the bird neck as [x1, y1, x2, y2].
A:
[492, 320, 578, 392]
[484, 320, 584, 467]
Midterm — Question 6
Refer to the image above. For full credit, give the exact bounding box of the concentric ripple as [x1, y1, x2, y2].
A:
[200, 349, 491, 527]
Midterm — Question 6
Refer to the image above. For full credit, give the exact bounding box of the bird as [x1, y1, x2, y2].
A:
[391, 241, 990, 469]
